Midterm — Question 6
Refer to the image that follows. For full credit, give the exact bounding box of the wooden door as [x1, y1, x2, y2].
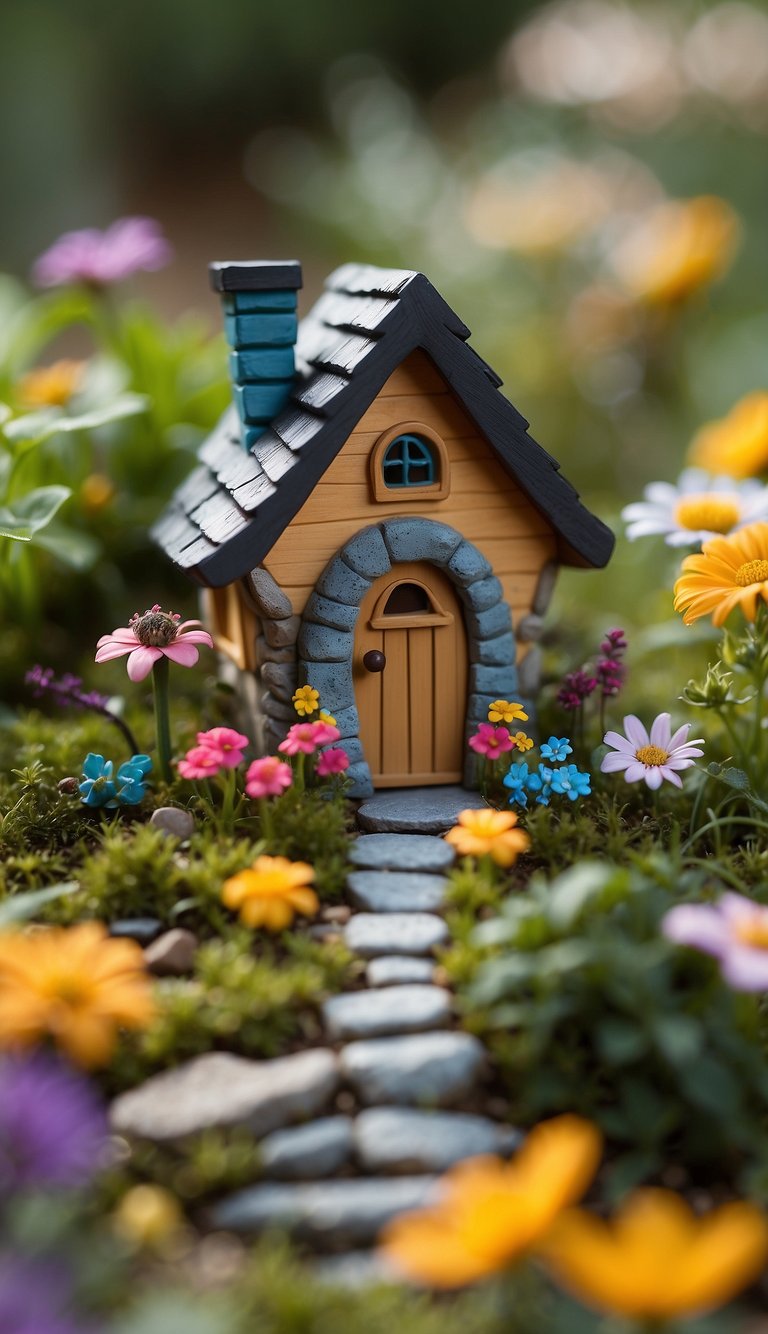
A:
[354, 561, 467, 787]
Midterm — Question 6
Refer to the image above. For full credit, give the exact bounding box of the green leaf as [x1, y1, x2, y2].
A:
[653, 1014, 703, 1066]
[707, 763, 768, 813]
[0, 485, 71, 541]
[31, 523, 101, 570]
[4, 393, 147, 444]
[0, 882, 80, 927]
[546, 861, 618, 931]
[596, 1018, 648, 1066]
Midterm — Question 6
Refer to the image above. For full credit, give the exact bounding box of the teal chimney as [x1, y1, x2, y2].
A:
[209, 260, 303, 451]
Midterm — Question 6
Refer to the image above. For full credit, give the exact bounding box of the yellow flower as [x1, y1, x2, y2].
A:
[292, 685, 320, 717]
[17, 359, 86, 407]
[542, 1188, 768, 1320]
[380, 1115, 602, 1288]
[512, 732, 534, 752]
[319, 709, 336, 727]
[0, 922, 154, 1068]
[674, 522, 768, 626]
[113, 1184, 183, 1250]
[611, 195, 739, 306]
[222, 855, 319, 930]
[80, 472, 116, 513]
[689, 392, 768, 480]
[444, 808, 530, 867]
[488, 700, 528, 725]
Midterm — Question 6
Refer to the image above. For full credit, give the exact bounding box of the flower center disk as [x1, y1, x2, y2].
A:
[735, 917, 768, 950]
[635, 745, 670, 767]
[734, 559, 768, 588]
[673, 493, 741, 534]
[133, 610, 178, 647]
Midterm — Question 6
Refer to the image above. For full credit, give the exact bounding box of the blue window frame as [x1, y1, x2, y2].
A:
[382, 434, 436, 488]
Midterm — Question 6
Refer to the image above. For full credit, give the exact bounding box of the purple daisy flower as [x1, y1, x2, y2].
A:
[600, 712, 704, 790]
[0, 1256, 84, 1334]
[663, 893, 768, 991]
[0, 1052, 109, 1191]
[32, 217, 172, 288]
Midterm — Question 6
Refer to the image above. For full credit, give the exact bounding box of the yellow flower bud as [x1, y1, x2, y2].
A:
[113, 1184, 183, 1249]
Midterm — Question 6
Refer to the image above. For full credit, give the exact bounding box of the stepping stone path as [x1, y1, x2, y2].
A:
[111, 788, 521, 1266]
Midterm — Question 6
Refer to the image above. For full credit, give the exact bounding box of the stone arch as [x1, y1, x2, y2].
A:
[298, 518, 521, 797]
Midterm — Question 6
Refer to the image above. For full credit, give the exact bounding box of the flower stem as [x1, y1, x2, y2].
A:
[151, 656, 172, 783]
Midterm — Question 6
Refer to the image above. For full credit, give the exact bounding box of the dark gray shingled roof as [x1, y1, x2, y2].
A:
[152, 263, 614, 586]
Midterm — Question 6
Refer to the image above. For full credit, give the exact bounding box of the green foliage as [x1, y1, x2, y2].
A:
[267, 784, 354, 898]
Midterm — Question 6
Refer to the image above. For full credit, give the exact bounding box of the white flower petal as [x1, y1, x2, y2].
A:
[650, 712, 672, 749]
[623, 715, 649, 749]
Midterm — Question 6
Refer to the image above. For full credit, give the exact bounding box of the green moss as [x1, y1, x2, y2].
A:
[266, 785, 353, 898]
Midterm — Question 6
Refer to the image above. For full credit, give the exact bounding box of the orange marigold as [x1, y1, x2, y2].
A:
[674, 522, 768, 626]
[18, 359, 85, 407]
[222, 855, 319, 931]
[445, 807, 530, 867]
[689, 391, 768, 480]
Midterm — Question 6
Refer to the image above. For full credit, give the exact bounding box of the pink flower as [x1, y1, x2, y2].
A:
[177, 746, 224, 780]
[245, 757, 293, 799]
[468, 724, 514, 758]
[33, 217, 172, 288]
[196, 727, 249, 769]
[278, 723, 321, 756]
[600, 713, 704, 790]
[316, 748, 350, 777]
[662, 893, 768, 991]
[307, 721, 341, 747]
[95, 605, 213, 683]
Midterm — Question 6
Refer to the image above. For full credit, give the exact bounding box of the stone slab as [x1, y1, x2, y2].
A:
[344, 913, 449, 958]
[349, 834, 455, 874]
[258, 1116, 354, 1180]
[354, 1107, 523, 1173]
[110, 1048, 339, 1143]
[208, 1176, 437, 1247]
[322, 985, 452, 1041]
[356, 787, 486, 834]
[341, 1031, 486, 1107]
[366, 956, 436, 987]
[346, 871, 448, 914]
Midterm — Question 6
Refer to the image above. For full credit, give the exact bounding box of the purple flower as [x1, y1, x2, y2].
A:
[0, 1256, 85, 1334]
[557, 669, 597, 711]
[26, 666, 110, 712]
[600, 712, 704, 790]
[662, 893, 768, 991]
[33, 217, 172, 288]
[0, 1052, 109, 1191]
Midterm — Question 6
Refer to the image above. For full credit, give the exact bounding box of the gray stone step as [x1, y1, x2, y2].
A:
[208, 1176, 437, 1247]
[110, 1048, 339, 1143]
[258, 1116, 354, 1180]
[349, 834, 455, 874]
[322, 985, 452, 1041]
[341, 1031, 486, 1107]
[366, 956, 436, 987]
[354, 1107, 522, 1173]
[347, 870, 447, 914]
[344, 912, 449, 958]
[357, 786, 486, 834]
[313, 1250, 400, 1289]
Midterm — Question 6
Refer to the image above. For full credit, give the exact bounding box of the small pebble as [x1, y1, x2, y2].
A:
[322, 905, 352, 924]
[109, 918, 163, 945]
[144, 928, 199, 976]
[150, 806, 196, 840]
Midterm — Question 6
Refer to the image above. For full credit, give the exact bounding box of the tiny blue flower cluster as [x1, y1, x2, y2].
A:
[79, 752, 152, 808]
[503, 736, 591, 807]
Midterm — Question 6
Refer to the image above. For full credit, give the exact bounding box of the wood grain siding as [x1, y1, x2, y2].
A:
[262, 351, 557, 629]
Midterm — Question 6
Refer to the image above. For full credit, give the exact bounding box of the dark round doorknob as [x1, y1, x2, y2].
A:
[363, 650, 386, 673]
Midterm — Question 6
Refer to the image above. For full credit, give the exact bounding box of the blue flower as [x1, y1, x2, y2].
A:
[540, 736, 573, 763]
[527, 763, 554, 806]
[550, 764, 592, 801]
[79, 753, 117, 807]
[503, 761, 530, 807]
[115, 754, 152, 806]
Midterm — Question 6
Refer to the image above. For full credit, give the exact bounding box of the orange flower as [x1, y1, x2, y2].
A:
[689, 392, 768, 480]
[611, 195, 739, 306]
[445, 808, 530, 867]
[674, 522, 768, 626]
[17, 359, 86, 407]
[0, 922, 154, 1068]
[221, 855, 319, 930]
[380, 1115, 602, 1288]
[542, 1188, 768, 1320]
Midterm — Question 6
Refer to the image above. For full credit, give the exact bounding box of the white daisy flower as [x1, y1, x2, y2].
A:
[621, 467, 768, 547]
[601, 713, 704, 790]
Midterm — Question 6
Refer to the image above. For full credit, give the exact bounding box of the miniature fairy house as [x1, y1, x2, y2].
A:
[153, 261, 613, 797]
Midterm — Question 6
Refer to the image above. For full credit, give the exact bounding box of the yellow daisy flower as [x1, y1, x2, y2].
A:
[610, 195, 739, 307]
[512, 732, 534, 751]
[292, 685, 320, 717]
[689, 391, 768, 480]
[17, 359, 86, 407]
[445, 808, 530, 867]
[674, 522, 768, 626]
[488, 700, 528, 725]
[222, 855, 319, 931]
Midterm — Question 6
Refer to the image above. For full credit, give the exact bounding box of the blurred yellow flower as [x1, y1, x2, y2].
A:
[292, 685, 320, 717]
[380, 1115, 602, 1288]
[113, 1184, 184, 1250]
[0, 922, 154, 1068]
[542, 1188, 768, 1320]
[222, 854, 318, 930]
[512, 732, 534, 752]
[488, 700, 528, 725]
[80, 472, 116, 513]
[17, 359, 86, 407]
[464, 160, 612, 257]
[611, 196, 739, 305]
[689, 392, 768, 479]
[445, 808, 530, 867]
[674, 522, 768, 626]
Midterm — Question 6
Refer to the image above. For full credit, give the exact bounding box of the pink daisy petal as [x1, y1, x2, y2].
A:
[94, 642, 134, 663]
[126, 645, 161, 681]
[668, 724, 693, 751]
[658, 767, 683, 788]
[97, 628, 139, 647]
[176, 629, 214, 646]
[662, 904, 726, 955]
[600, 751, 634, 773]
[162, 642, 200, 668]
[603, 731, 636, 754]
[665, 755, 701, 770]
[721, 946, 768, 991]
[650, 712, 672, 749]
[622, 762, 647, 783]
[644, 767, 664, 790]
[623, 715, 649, 749]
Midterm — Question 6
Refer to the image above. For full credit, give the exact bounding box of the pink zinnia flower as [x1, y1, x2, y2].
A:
[601, 713, 704, 790]
[307, 721, 341, 747]
[278, 723, 321, 756]
[315, 748, 350, 777]
[196, 727, 249, 769]
[33, 217, 172, 288]
[663, 893, 768, 991]
[95, 605, 213, 683]
[468, 724, 514, 758]
[245, 757, 293, 799]
[177, 746, 223, 780]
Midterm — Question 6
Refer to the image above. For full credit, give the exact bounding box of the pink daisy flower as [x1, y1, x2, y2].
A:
[177, 746, 224, 781]
[245, 757, 293, 799]
[95, 605, 213, 683]
[600, 713, 704, 790]
[278, 723, 321, 756]
[307, 721, 341, 747]
[196, 727, 249, 769]
[33, 217, 172, 288]
[468, 724, 514, 758]
[316, 748, 350, 777]
[662, 893, 768, 991]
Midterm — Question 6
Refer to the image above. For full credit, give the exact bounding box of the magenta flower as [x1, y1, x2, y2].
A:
[307, 720, 341, 746]
[196, 727, 249, 769]
[601, 713, 704, 790]
[557, 669, 597, 711]
[662, 893, 768, 990]
[177, 746, 224, 781]
[245, 756, 293, 798]
[33, 216, 172, 288]
[95, 604, 213, 683]
[279, 723, 322, 756]
[468, 724, 514, 758]
[316, 748, 350, 777]
[0, 1052, 108, 1191]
